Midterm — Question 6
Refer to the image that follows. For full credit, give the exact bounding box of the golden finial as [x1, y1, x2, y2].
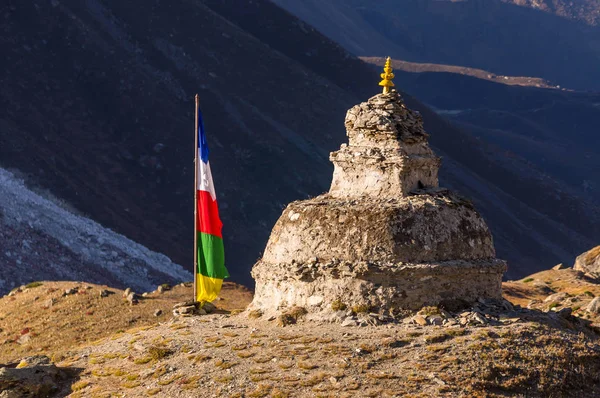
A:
[379, 56, 395, 94]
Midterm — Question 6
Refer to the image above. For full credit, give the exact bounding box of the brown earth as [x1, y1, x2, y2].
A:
[2, 269, 600, 397]
[0, 281, 252, 365]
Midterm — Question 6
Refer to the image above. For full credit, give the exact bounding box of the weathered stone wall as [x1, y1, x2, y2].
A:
[250, 90, 506, 320]
[329, 148, 440, 198]
[330, 91, 440, 199]
[262, 192, 495, 265]
[251, 259, 506, 316]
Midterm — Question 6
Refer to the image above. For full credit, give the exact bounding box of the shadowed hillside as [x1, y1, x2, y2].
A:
[273, 0, 600, 91]
[0, 0, 598, 288]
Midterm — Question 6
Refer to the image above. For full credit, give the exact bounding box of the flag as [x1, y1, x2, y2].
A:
[195, 105, 229, 303]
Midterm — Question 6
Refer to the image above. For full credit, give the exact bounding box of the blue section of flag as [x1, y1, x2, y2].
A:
[198, 106, 209, 164]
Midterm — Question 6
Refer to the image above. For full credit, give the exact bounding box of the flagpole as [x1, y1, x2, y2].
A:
[193, 94, 199, 302]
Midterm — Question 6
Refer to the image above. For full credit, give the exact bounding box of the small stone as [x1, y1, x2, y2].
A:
[123, 288, 131, 298]
[17, 333, 31, 345]
[414, 315, 428, 326]
[154, 309, 163, 317]
[178, 306, 195, 314]
[341, 317, 358, 327]
[473, 312, 488, 325]
[99, 289, 113, 298]
[63, 288, 77, 296]
[553, 263, 568, 270]
[307, 295, 324, 306]
[126, 292, 139, 306]
[44, 298, 55, 308]
[173, 301, 195, 309]
[557, 307, 572, 318]
[428, 316, 443, 326]
[544, 292, 568, 303]
[203, 302, 217, 313]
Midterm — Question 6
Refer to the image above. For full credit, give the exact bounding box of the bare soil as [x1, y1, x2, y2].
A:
[3, 269, 600, 397]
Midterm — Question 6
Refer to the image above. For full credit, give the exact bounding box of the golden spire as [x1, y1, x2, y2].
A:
[379, 56, 395, 94]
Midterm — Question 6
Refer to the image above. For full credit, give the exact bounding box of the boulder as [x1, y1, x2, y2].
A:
[587, 297, 600, 314]
[574, 246, 600, 275]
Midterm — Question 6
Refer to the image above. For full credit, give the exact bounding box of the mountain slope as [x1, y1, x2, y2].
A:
[0, 0, 598, 288]
[272, 0, 600, 91]
[0, 168, 191, 295]
[361, 58, 600, 206]
[506, 0, 600, 26]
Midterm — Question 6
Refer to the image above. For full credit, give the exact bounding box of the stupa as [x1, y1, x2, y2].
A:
[250, 58, 506, 319]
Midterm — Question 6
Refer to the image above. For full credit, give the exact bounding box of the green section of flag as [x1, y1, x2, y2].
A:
[197, 232, 229, 279]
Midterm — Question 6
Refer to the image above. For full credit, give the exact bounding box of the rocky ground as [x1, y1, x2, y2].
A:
[0, 281, 252, 365]
[2, 265, 600, 397]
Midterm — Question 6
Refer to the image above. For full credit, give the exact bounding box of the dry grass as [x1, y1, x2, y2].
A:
[0, 281, 253, 363]
[5, 270, 600, 397]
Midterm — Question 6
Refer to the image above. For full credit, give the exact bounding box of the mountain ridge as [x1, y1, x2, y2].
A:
[0, 0, 597, 288]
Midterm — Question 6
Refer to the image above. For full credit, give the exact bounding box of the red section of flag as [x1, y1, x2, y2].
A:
[196, 190, 223, 238]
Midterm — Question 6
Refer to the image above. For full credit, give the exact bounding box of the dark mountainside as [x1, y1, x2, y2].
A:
[0, 0, 597, 289]
[507, 0, 600, 26]
[363, 57, 600, 207]
[272, 0, 600, 91]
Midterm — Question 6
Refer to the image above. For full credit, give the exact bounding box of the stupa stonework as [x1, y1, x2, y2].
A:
[250, 61, 506, 319]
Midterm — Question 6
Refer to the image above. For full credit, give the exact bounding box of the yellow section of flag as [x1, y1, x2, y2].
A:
[196, 274, 223, 303]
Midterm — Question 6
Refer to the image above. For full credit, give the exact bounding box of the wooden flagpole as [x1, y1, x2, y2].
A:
[193, 94, 199, 302]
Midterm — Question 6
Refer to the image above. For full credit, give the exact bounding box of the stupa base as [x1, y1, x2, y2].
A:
[249, 259, 507, 320]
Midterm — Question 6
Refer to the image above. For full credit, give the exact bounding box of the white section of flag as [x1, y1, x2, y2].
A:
[197, 155, 217, 201]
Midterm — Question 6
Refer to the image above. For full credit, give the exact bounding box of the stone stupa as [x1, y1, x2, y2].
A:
[250, 58, 506, 320]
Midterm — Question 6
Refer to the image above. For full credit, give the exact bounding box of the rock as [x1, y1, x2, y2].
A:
[157, 284, 171, 293]
[472, 312, 488, 325]
[341, 317, 358, 327]
[43, 298, 55, 308]
[553, 263, 568, 270]
[413, 315, 428, 326]
[154, 309, 163, 317]
[197, 308, 208, 316]
[203, 302, 217, 313]
[126, 292, 139, 306]
[172, 302, 207, 316]
[99, 289, 113, 298]
[177, 306, 195, 314]
[527, 299, 540, 309]
[308, 295, 324, 306]
[17, 333, 31, 345]
[587, 297, 600, 314]
[544, 292, 568, 303]
[0, 356, 73, 397]
[532, 282, 554, 295]
[574, 246, 600, 275]
[557, 307, 573, 318]
[123, 287, 131, 298]
[63, 288, 77, 296]
[173, 301, 195, 309]
[428, 316, 444, 326]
